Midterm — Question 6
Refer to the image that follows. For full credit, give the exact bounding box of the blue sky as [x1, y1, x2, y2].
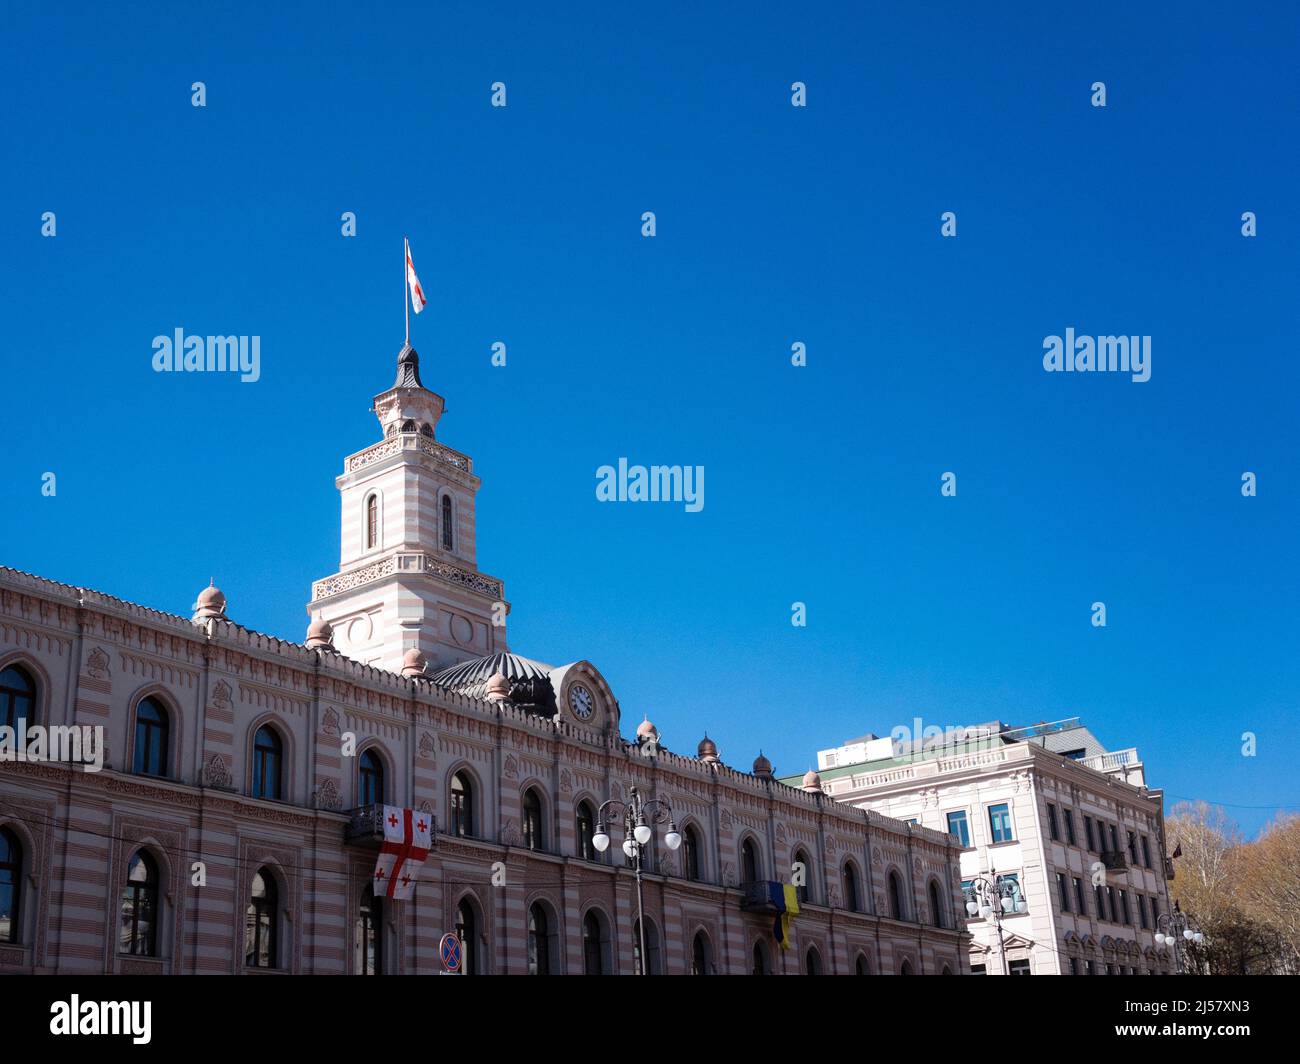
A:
[1, 2, 1295, 836]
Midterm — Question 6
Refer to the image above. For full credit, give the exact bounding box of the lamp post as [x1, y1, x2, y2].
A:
[592, 785, 681, 975]
[1154, 901, 1204, 974]
[964, 870, 1027, 975]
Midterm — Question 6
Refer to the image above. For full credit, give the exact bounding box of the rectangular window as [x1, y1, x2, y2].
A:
[970, 964, 987, 976]
[1139, 894, 1149, 929]
[946, 810, 971, 848]
[1074, 877, 1086, 916]
[1127, 830, 1138, 864]
[1069, 957, 1079, 975]
[998, 873, 1024, 912]
[1008, 959, 1031, 976]
[1056, 872, 1070, 913]
[1095, 883, 1107, 921]
[1107, 885, 1117, 922]
[1119, 889, 1131, 925]
[1064, 809, 1076, 845]
[1084, 816, 1096, 851]
[1109, 823, 1119, 851]
[1141, 835, 1151, 868]
[988, 803, 1014, 844]
[1047, 803, 1060, 842]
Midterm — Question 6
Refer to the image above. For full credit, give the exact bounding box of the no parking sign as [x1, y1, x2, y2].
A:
[439, 932, 462, 974]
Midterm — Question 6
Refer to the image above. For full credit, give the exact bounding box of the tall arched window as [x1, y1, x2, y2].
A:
[843, 862, 861, 912]
[450, 772, 474, 838]
[793, 848, 812, 905]
[683, 825, 702, 881]
[358, 749, 384, 806]
[888, 870, 906, 920]
[741, 838, 760, 883]
[0, 828, 22, 944]
[252, 726, 283, 800]
[365, 494, 378, 550]
[900, 958, 914, 975]
[132, 697, 169, 777]
[0, 664, 36, 729]
[691, 931, 712, 975]
[855, 953, 870, 975]
[527, 903, 552, 975]
[245, 868, 278, 968]
[441, 494, 454, 551]
[929, 879, 946, 928]
[119, 850, 159, 957]
[521, 788, 544, 851]
[633, 918, 661, 975]
[751, 940, 769, 975]
[805, 946, 823, 975]
[575, 801, 596, 861]
[455, 898, 479, 975]
[583, 911, 607, 975]
[355, 885, 383, 975]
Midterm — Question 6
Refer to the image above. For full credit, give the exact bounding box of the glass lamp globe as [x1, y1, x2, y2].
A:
[966, 900, 979, 916]
[980, 904, 993, 919]
[622, 839, 636, 859]
[592, 830, 610, 852]
[1154, 933, 1166, 945]
[1015, 899, 1028, 914]
[1001, 896, 1014, 913]
[1194, 933, 1205, 944]
[665, 828, 681, 850]
[1183, 929, 1194, 941]
[634, 823, 652, 846]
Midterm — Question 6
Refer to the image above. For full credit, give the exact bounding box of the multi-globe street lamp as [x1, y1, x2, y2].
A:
[1154, 901, 1205, 974]
[964, 871, 1027, 975]
[592, 785, 681, 975]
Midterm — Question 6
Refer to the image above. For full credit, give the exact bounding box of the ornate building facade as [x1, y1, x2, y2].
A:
[0, 344, 968, 975]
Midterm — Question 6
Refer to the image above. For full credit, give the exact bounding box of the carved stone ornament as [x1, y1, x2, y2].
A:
[314, 778, 342, 811]
[418, 732, 436, 759]
[322, 707, 341, 736]
[211, 679, 232, 708]
[86, 647, 110, 679]
[203, 754, 232, 788]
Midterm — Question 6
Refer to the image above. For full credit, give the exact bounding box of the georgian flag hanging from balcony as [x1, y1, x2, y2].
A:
[372, 805, 433, 900]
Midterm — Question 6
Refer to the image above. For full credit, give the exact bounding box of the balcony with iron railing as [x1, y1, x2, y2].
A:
[344, 804, 439, 847]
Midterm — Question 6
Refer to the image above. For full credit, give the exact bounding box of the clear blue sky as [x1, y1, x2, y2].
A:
[1, 2, 1295, 836]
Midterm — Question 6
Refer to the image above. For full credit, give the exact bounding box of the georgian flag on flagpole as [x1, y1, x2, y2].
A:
[372, 805, 433, 900]
[405, 239, 427, 315]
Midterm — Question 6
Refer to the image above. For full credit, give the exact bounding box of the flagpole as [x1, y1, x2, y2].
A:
[404, 236, 410, 346]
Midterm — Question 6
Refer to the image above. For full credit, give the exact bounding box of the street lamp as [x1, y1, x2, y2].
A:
[592, 785, 681, 975]
[1154, 901, 1205, 974]
[964, 870, 1027, 975]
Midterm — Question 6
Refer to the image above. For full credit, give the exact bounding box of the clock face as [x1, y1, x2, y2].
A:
[568, 684, 594, 720]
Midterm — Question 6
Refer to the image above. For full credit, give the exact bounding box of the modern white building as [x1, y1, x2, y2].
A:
[786, 718, 1175, 975]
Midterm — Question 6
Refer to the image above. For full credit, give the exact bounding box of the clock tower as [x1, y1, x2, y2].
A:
[307, 344, 508, 673]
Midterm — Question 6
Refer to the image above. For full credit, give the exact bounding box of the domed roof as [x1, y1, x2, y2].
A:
[401, 648, 428, 677]
[697, 734, 719, 762]
[801, 769, 823, 792]
[637, 717, 658, 739]
[484, 672, 511, 701]
[752, 751, 773, 778]
[430, 651, 554, 699]
[192, 581, 227, 621]
[394, 343, 424, 389]
[305, 617, 334, 649]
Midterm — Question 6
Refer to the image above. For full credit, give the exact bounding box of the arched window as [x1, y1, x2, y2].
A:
[888, 870, 906, 920]
[583, 911, 608, 975]
[365, 494, 378, 550]
[691, 931, 712, 975]
[575, 801, 596, 861]
[855, 953, 870, 975]
[683, 825, 702, 881]
[0, 828, 22, 944]
[450, 772, 474, 838]
[132, 697, 169, 777]
[741, 838, 760, 883]
[900, 958, 914, 975]
[0, 664, 36, 729]
[245, 868, 278, 968]
[355, 885, 383, 975]
[455, 898, 479, 975]
[941, 964, 954, 975]
[119, 850, 159, 957]
[441, 495, 454, 551]
[358, 749, 384, 806]
[751, 940, 769, 975]
[843, 861, 861, 912]
[793, 848, 812, 905]
[521, 788, 544, 851]
[252, 726, 283, 800]
[633, 918, 661, 975]
[527, 903, 552, 975]
[929, 879, 946, 929]
[805, 946, 823, 975]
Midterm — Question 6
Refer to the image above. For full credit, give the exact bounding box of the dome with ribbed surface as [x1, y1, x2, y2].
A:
[430, 652, 554, 698]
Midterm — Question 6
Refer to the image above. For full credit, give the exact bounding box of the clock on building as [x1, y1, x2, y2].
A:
[568, 683, 594, 720]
